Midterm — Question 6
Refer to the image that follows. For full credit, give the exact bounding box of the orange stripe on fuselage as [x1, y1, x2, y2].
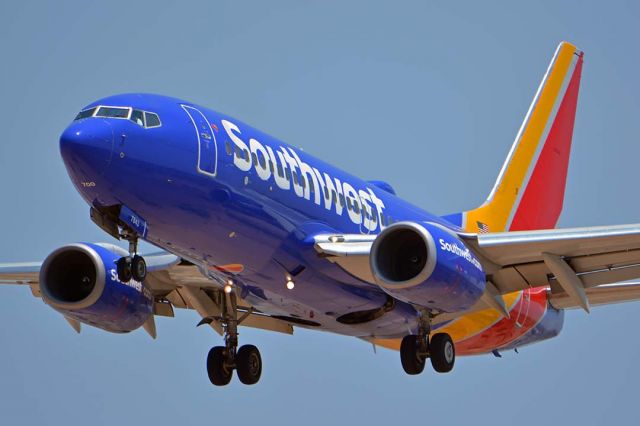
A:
[371, 292, 521, 351]
[454, 287, 548, 355]
[370, 289, 548, 353]
[432, 291, 521, 342]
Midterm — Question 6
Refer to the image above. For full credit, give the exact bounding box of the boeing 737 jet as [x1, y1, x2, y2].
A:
[3, 42, 640, 386]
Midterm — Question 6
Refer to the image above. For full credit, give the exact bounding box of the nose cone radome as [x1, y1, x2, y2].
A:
[60, 119, 114, 177]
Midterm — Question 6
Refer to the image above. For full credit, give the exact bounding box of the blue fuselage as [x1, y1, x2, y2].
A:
[59, 93, 560, 342]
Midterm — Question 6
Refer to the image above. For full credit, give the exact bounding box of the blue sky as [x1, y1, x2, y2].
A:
[1, 1, 639, 425]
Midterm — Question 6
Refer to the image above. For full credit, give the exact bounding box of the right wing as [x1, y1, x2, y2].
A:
[315, 223, 640, 313]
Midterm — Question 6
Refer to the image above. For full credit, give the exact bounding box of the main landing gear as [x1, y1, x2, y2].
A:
[400, 313, 455, 375]
[116, 234, 147, 283]
[206, 289, 262, 386]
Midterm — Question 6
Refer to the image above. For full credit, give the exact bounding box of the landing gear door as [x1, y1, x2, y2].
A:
[182, 105, 218, 177]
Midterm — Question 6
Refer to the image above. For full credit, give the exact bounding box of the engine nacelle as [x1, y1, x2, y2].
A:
[370, 221, 486, 312]
[39, 243, 153, 333]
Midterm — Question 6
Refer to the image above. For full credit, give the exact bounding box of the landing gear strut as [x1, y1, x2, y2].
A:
[206, 289, 262, 386]
[116, 233, 147, 282]
[400, 311, 455, 375]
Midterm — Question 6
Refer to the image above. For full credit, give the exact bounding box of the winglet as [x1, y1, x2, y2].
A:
[462, 42, 584, 233]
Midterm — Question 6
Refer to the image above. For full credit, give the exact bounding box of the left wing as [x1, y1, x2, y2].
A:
[314, 223, 640, 313]
[0, 246, 293, 336]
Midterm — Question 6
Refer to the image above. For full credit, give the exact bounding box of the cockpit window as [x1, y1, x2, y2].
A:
[74, 107, 96, 120]
[130, 109, 145, 126]
[145, 112, 161, 128]
[74, 105, 161, 128]
[95, 106, 130, 119]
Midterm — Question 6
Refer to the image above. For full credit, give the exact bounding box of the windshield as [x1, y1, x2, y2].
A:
[73, 105, 161, 128]
[95, 106, 130, 119]
[74, 107, 96, 120]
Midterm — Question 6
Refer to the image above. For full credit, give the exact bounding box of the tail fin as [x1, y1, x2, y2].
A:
[463, 41, 584, 233]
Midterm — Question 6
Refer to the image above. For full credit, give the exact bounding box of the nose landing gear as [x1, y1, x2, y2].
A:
[205, 289, 263, 386]
[400, 311, 455, 375]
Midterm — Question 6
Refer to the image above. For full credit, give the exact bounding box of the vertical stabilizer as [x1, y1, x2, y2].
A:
[462, 42, 583, 233]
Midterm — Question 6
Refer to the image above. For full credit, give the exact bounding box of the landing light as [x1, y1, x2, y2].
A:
[224, 280, 233, 294]
[286, 279, 295, 290]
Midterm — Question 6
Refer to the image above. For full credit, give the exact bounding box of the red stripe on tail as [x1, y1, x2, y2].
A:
[509, 54, 584, 231]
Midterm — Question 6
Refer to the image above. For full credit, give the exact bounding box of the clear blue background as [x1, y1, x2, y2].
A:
[1, 1, 639, 424]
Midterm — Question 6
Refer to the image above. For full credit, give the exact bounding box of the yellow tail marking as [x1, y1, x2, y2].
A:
[464, 42, 578, 233]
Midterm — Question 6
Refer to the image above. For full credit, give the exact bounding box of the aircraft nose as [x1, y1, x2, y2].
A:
[60, 119, 114, 176]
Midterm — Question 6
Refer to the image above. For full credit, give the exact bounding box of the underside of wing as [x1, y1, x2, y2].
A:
[549, 282, 640, 310]
[0, 246, 294, 336]
[463, 224, 640, 289]
[145, 262, 293, 335]
[315, 223, 640, 314]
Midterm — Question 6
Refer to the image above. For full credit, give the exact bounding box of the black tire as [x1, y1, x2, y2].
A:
[131, 255, 147, 282]
[430, 333, 455, 373]
[207, 346, 232, 386]
[400, 334, 426, 375]
[116, 257, 132, 282]
[236, 345, 262, 385]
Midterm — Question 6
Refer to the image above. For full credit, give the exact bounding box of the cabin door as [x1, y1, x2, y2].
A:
[182, 105, 217, 177]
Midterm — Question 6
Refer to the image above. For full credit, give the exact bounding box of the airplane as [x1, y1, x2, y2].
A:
[3, 41, 640, 386]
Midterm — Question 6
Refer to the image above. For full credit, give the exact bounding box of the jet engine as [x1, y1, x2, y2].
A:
[39, 243, 153, 333]
[370, 222, 486, 312]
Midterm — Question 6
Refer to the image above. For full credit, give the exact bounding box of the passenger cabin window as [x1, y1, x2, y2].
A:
[95, 106, 130, 119]
[74, 107, 96, 120]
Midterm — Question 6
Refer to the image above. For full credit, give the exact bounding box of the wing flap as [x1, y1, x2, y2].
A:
[550, 282, 640, 309]
[463, 224, 640, 296]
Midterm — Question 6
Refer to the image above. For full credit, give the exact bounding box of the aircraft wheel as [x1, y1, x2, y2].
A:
[236, 345, 262, 385]
[207, 346, 232, 386]
[400, 334, 426, 375]
[131, 255, 147, 282]
[116, 256, 132, 282]
[430, 333, 455, 373]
